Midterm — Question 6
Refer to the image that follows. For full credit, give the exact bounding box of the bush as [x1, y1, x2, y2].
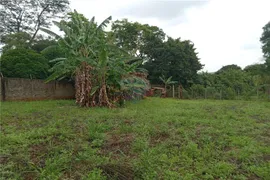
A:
[0, 48, 49, 79]
[41, 45, 66, 67]
[222, 87, 236, 100]
[190, 84, 205, 99]
[182, 88, 191, 99]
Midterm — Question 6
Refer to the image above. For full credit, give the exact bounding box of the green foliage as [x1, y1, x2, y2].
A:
[0, 48, 49, 79]
[111, 19, 165, 58]
[1, 99, 269, 179]
[41, 45, 66, 66]
[244, 63, 267, 76]
[83, 168, 107, 180]
[190, 84, 205, 99]
[144, 37, 203, 87]
[112, 19, 203, 87]
[31, 37, 58, 53]
[260, 21, 270, 73]
[191, 66, 270, 100]
[216, 64, 242, 74]
[159, 75, 177, 87]
[0, 32, 31, 53]
[41, 11, 149, 106]
[260, 22, 270, 59]
[215, 69, 251, 94]
[1, 32, 31, 53]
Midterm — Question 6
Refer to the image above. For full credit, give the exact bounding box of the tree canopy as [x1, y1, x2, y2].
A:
[0, 0, 70, 43]
[144, 37, 203, 87]
[0, 48, 49, 79]
[216, 64, 242, 74]
[260, 21, 270, 73]
[111, 19, 165, 58]
[112, 19, 203, 87]
[40, 11, 150, 107]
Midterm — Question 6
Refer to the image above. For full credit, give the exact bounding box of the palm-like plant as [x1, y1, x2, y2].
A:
[159, 75, 177, 96]
[41, 10, 149, 107]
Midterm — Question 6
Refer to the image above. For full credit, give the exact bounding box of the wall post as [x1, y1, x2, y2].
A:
[0, 74, 6, 101]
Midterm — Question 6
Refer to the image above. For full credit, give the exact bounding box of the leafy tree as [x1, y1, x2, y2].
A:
[244, 63, 266, 76]
[0, 48, 49, 79]
[41, 45, 66, 66]
[31, 36, 57, 53]
[0, 32, 59, 54]
[159, 75, 177, 96]
[31, 36, 66, 67]
[244, 63, 270, 98]
[112, 19, 202, 87]
[196, 72, 215, 88]
[215, 69, 252, 94]
[0, 0, 70, 43]
[216, 64, 242, 74]
[0, 32, 31, 53]
[260, 21, 270, 73]
[111, 19, 165, 58]
[144, 37, 203, 87]
[41, 11, 149, 107]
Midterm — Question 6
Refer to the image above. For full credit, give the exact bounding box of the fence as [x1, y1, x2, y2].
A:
[0, 77, 75, 101]
[0, 77, 269, 102]
[150, 84, 270, 100]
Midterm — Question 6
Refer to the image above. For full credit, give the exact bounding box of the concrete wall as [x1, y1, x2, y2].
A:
[0, 78, 75, 101]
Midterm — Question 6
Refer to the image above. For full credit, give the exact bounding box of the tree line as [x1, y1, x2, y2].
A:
[187, 64, 270, 100]
[0, 0, 269, 105]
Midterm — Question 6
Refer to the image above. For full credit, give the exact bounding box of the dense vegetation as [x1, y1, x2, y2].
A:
[0, 48, 49, 79]
[188, 64, 270, 100]
[1, 99, 269, 179]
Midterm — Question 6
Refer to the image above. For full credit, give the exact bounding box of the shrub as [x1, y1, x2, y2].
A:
[0, 48, 49, 79]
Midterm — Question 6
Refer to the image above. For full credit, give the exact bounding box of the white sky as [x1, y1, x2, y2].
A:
[68, 0, 270, 72]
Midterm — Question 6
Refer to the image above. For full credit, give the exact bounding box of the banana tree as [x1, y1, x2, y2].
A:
[41, 10, 149, 107]
[159, 75, 177, 97]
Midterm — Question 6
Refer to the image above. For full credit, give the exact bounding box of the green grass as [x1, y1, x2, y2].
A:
[0, 98, 269, 179]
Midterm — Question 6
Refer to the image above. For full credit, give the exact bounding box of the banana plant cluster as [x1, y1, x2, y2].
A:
[41, 10, 149, 107]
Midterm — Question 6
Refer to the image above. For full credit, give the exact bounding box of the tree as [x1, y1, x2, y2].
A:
[216, 64, 242, 74]
[111, 20, 203, 87]
[31, 36, 58, 53]
[215, 69, 252, 95]
[260, 21, 270, 74]
[0, 32, 59, 54]
[41, 45, 66, 66]
[196, 72, 215, 88]
[0, 0, 70, 43]
[244, 63, 266, 76]
[0, 48, 49, 79]
[144, 37, 203, 87]
[0, 32, 31, 53]
[111, 19, 165, 58]
[159, 75, 177, 96]
[41, 11, 149, 108]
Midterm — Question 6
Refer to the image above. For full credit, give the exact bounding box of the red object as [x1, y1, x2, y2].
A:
[146, 89, 154, 97]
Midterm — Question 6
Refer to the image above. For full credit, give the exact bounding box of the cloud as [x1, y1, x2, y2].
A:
[113, 0, 208, 20]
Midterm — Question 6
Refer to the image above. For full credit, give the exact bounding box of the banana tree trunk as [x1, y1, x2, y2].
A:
[75, 62, 92, 107]
[98, 79, 113, 108]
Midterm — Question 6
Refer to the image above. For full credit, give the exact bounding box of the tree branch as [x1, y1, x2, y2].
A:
[29, 3, 50, 45]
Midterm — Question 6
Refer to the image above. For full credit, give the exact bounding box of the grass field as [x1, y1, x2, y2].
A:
[0, 98, 269, 179]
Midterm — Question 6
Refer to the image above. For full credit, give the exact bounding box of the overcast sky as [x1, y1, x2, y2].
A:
[69, 0, 270, 72]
